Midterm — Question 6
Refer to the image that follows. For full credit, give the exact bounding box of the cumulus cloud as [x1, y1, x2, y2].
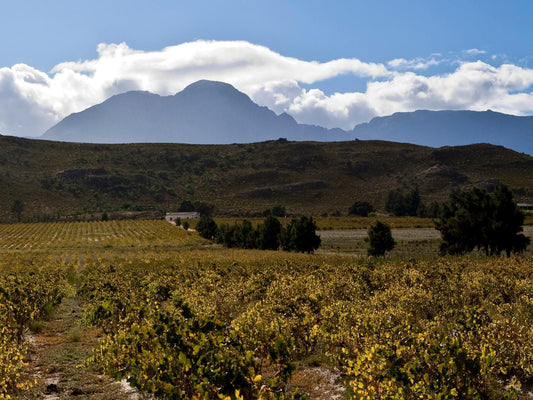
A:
[1, 40, 533, 136]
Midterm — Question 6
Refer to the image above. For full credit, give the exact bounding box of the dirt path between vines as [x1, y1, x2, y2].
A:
[18, 252, 143, 400]
[21, 295, 141, 400]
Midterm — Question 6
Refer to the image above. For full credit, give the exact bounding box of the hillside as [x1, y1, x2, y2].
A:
[41, 80, 349, 144]
[1, 135, 532, 222]
[353, 109, 533, 156]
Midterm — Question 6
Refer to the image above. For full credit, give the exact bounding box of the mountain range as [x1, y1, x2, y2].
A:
[40, 80, 533, 155]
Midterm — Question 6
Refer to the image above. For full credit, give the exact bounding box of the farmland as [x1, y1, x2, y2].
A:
[1, 220, 533, 399]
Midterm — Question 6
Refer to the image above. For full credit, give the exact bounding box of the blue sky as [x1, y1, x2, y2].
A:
[1, 0, 533, 136]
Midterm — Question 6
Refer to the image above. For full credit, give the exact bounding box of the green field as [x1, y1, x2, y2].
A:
[1, 220, 533, 399]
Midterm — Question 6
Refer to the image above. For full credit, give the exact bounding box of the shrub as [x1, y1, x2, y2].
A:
[367, 221, 395, 256]
[348, 201, 374, 217]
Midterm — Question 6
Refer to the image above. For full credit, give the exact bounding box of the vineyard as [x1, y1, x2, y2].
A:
[0, 220, 207, 250]
[1, 220, 533, 399]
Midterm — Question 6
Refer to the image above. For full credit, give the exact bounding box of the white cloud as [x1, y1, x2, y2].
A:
[465, 48, 486, 55]
[388, 57, 441, 70]
[1, 41, 533, 136]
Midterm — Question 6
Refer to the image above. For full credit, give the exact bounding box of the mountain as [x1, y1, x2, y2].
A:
[1, 135, 533, 222]
[39, 81, 533, 153]
[353, 110, 533, 155]
[41, 80, 349, 144]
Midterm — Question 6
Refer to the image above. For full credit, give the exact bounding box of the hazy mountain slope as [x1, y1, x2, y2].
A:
[1, 135, 532, 222]
[353, 110, 533, 155]
[41, 80, 349, 143]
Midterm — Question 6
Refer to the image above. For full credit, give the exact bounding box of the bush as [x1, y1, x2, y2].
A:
[367, 221, 395, 256]
[263, 205, 286, 217]
[348, 201, 374, 217]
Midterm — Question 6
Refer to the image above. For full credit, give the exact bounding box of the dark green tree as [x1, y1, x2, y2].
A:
[385, 188, 421, 216]
[280, 216, 321, 253]
[196, 216, 218, 240]
[216, 223, 239, 248]
[193, 201, 216, 217]
[262, 205, 286, 217]
[435, 184, 529, 256]
[178, 200, 195, 212]
[11, 200, 24, 222]
[238, 220, 257, 249]
[367, 221, 395, 256]
[348, 201, 375, 217]
[257, 215, 282, 250]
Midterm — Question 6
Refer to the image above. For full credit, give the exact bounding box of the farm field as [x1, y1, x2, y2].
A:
[1, 220, 533, 399]
[318, 226, 533, 257]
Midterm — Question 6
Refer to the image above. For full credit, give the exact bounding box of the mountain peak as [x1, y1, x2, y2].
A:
[40, 80, 346, 144]
[182, 79, 237, 91]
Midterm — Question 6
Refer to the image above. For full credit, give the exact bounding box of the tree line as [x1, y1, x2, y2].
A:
[196, 215, 321, 253]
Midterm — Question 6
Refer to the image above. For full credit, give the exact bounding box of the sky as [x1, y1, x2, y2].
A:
[1, 0, 533, 137]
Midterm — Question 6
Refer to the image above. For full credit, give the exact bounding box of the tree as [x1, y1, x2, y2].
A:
[238, 220, 257, 249]
[11, 200, 24, 222]
[280, 216, 321, 253]
[435, 184, 529, 256]
[385, 188, 421, 216]
[367, 221, 395, 256]
[196, 216, 218, 240]
[178, 200, 195, 212]
[257, 215, 282, 250]
[348, 201, 375, 217]
[263, 205, 286, 217]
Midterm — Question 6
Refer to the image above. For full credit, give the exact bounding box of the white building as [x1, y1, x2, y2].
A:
[165, 212, 200, 222]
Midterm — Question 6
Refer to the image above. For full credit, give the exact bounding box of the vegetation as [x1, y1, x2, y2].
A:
[436, 184, 530, 256]
[257, 215, 282, 250]
[280, 216, 321, 253]
[348, 201, 374, 217]
[206, 215, 320, 253]
[2, 222, 533, 398]
[385, 187, 421, 216]
[263, 205, 286, 217]
[366, 220, 395, 256]
[196, 215, 219, 240]
[11, 200, 24, 222]
[1, 136, 533, 221]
